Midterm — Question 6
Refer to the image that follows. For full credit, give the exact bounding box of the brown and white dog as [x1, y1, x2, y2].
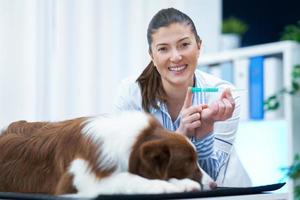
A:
[0, 111, 212, 197]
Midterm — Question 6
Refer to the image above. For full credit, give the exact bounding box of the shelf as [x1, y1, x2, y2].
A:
[197, 41, 300, 199]
[199, 41, 300, 65]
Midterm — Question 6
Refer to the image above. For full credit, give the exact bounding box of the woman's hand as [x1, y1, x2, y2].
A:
[177, 88, 235, 139]
[176, 88, 203, 137]
[194, 88, 235, 139]
[204, 88, 235, 121]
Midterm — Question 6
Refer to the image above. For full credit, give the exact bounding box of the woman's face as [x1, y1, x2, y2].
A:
[150, 23, 201, 89]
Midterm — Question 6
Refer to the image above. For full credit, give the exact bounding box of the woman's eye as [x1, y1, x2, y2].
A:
[158, 47, 167, 52]
[181, 42, 190, 48]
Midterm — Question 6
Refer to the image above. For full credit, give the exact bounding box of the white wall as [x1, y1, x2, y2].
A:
[0, 0, 38, 124]
[0, 0, 221, 125]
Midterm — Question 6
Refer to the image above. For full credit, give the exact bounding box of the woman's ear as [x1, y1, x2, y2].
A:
[197, 39, 202, 50]
[149, 49, 156, 66]
[149, 49, 154, 60]
[197, 39, 202, 58]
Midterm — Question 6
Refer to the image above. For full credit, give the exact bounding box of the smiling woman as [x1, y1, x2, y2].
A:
[113, 7, 251, 187]
[150, 23, 200, 100]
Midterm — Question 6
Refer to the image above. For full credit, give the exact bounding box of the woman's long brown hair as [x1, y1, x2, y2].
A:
[136, 61, 167, 112]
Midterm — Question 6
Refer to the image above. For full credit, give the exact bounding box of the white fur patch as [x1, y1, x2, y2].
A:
[69, 159, 187, 196]
[67, 159, 191, 198]
[168, 178, 201, 191]
[69, 159, 100, 197]
[82, 111, 150, 171]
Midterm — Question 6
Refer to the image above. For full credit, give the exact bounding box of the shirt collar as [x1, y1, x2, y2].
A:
[149, 72, 202, 114]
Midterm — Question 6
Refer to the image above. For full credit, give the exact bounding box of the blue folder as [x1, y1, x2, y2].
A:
[249, 56, 264, 120]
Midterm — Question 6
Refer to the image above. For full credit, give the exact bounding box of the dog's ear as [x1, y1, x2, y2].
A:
[140, 140, 170, 179]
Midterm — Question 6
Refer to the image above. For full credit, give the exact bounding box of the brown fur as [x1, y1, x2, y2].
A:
[0, 118, 114, 194]
[0, 114, 202, 195]
[129, 117, 202, 183]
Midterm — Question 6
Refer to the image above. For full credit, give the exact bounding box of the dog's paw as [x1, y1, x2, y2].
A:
[147, 180, 182, 193]
[168, 178, 201, 192]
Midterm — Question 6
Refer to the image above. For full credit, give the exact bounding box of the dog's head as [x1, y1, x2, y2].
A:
[129, 116, 202, 185]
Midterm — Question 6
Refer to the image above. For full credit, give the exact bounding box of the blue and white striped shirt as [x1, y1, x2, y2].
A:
[114, 69, 241, 182]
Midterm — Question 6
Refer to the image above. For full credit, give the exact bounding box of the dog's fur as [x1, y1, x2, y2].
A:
[0, 111, 207, 197]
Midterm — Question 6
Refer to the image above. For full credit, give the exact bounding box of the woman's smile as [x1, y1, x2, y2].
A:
[168, 64, 187, 72]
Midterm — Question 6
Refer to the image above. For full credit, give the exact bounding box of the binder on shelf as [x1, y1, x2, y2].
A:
[220, 62, 234, 83]
[233, 59, 249, 121]
[263, 57, 284, 120]
[249, 56, 264, 120]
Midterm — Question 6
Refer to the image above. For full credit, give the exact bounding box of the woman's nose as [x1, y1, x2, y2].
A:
[170, 49, 182, 62]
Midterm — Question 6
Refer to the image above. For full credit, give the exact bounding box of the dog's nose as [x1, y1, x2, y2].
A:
[209, 181, 217, 189]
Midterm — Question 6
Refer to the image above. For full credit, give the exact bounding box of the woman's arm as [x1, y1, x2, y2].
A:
[113, 77, 142, 112]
